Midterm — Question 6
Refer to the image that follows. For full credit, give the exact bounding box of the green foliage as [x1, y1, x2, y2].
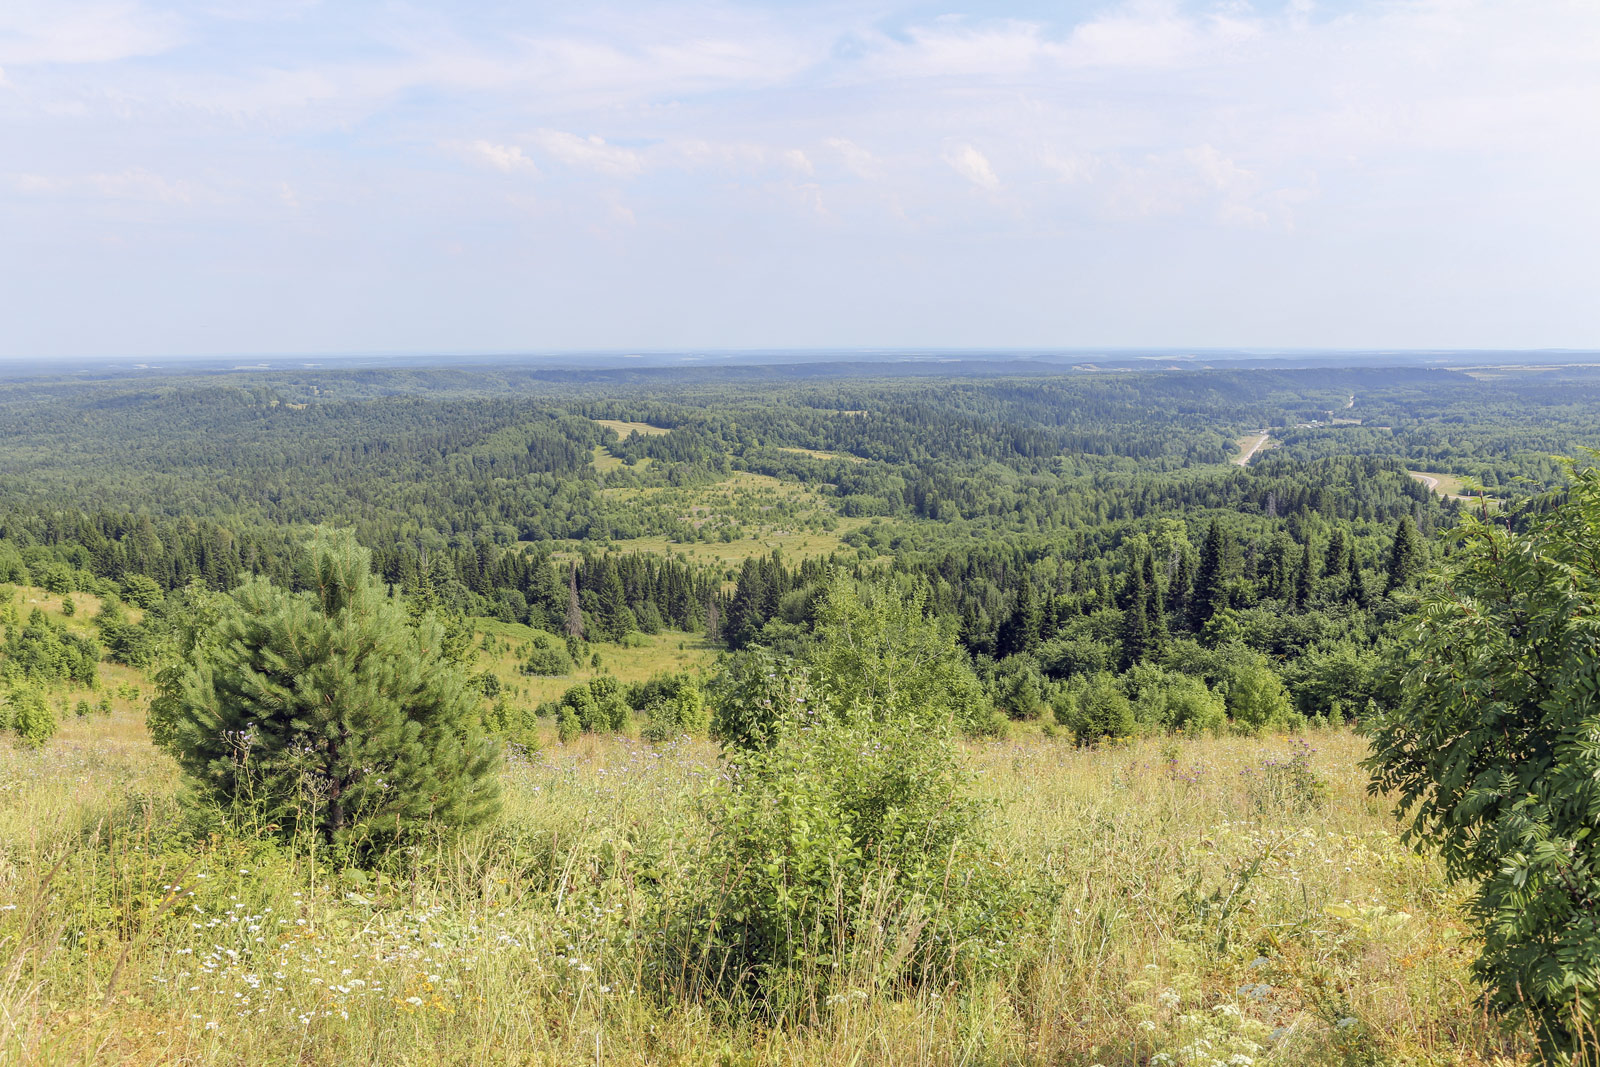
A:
[520, 630, 573, 675]
[148, 529, 501, 860]
[120, 573, 164, 609]
[1122, 664, 1227, 734]
[3, 684, 56, 746]
[680, 663, 1020, 1016]
[1243, 743, 1329, 814]
[1366, 464, 1600, 1057]
[0, 608, 99, 688]
[801, 577, 998, 737]
[540, 675, 630, 737]
[638, 676, 710, 742]
[1223, 652, 1298, 734]
[555, 703, 581, 743]
[1062, 672, 1136, 744]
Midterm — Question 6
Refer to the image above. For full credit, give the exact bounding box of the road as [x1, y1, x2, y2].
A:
[1234, 431, 1271, 466]
[1411, 473, 1441, 492]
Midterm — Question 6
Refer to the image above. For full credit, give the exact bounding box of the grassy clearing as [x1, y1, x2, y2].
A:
[590, 444, 626, 473]
[565, 469, 868, 569]
[0, 723, 1523, 1065]
[472, 623, 719, 706]
[1408, 471, 1499, 509]
[777, 446, 865, 463]
[593, 418, 672, 437]
[1233, 432, 1273, 466]
[571, 523, 867, 571]
[1407, 470, 1468, 496]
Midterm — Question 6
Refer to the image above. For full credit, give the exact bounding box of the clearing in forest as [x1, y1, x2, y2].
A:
[1232, 431, 1273, 466]
[593, 418, 671, 437]
[570, 469, 868, 567]
[471, 621, 718, 706]
[1408, 469, 1497, 507]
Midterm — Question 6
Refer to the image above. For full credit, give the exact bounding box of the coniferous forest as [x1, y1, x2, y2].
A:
[5, 357, 1600, 1064]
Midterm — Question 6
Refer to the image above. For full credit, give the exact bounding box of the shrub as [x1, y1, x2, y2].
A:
[1223, 653, 1298, 733]
[1367, 465, 1600, 1056]
[678, 682, 1021, 1017]
[147, 528, 500, 860]
[4, 685, 56, 747]
[1063, 672, 1135, 744]
[520, 631, 573, 676]
[1122, 666, 1227, 735]
[639, 679, 710, 742]
[539, 677, 628, 737]
[802, 577, 996, 736]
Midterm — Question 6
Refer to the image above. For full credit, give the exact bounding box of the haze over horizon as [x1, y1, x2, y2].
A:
[3, 0, 1597, 361]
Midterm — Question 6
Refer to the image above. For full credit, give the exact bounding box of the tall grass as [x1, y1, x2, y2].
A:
[0, 718, 1527, 1065]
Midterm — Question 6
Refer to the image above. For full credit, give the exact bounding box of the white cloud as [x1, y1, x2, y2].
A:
[943, 143, 999, 191]
[531, 129, 641, 177]
[10, 167, 207, 203]
[465, 140, 539, 175]
[0, 2, 183, 65]
[825, 138, 880, 179]
[5, 0, 1600, 355]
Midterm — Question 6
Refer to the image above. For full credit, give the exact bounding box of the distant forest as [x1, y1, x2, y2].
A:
[2, 360, 1596, 735]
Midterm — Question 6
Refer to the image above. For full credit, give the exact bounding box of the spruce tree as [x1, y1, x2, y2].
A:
[1347, 547, 1369, 607]
[1386, 515, 1425, 592]
[1140, 549, 1167, 646]
[725, 557, 769, 649]
[1294, 541, 1314, 611]
[1188, 521, 1229, 630]
[1119, 562, 1150, 669]
[149, 529, 500, 859]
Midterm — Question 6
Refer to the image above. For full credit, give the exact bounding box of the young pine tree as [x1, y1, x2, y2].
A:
[149, 529, 500, 859]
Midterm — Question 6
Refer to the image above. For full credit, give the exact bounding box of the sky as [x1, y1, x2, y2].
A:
[2, 0, 1597, 360]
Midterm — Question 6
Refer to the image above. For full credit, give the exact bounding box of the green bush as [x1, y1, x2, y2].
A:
[1123, 665, 1227, 735]
[147, 529, 500, 860]
[639, 679, 710, 742]
[1223, 652, 1298, 734]
[1062, 672, 1135, 744]
[4, 685, 56, 747]
[1366, 464, 1600, 1057]
[677, 688, 1022, 1017]
[520, 631, 573, 675]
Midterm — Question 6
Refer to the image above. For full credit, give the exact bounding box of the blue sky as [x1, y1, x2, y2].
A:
[2, 0, 1597, 359]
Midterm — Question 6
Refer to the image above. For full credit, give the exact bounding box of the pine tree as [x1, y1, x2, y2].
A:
[1119, 561, 1150, 669]
[1294, 541, 1314, 611]
[1188, 521, 1229, 630]
[1347, 547, 1369, 608]
[148, 529, 500, 859]
[1386, 515, 1424, 592]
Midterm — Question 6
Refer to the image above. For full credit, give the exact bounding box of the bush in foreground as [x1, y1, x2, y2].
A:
[149, 528, 500, 861]
[1367, 462, 1600, 1058]
[674, 578, 1028, 1018]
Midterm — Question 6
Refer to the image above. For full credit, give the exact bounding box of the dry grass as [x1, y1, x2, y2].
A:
[471, 623, 718, 705]
[0, 719, 1527, 1066]
[593, 419, 671, 437]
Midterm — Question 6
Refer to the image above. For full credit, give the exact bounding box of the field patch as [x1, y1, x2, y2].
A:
[777, 446, 865, 463]
[1232, 431, 1273, 466]
[594, 418, 671, 437]
[472, 623, 718, 706]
